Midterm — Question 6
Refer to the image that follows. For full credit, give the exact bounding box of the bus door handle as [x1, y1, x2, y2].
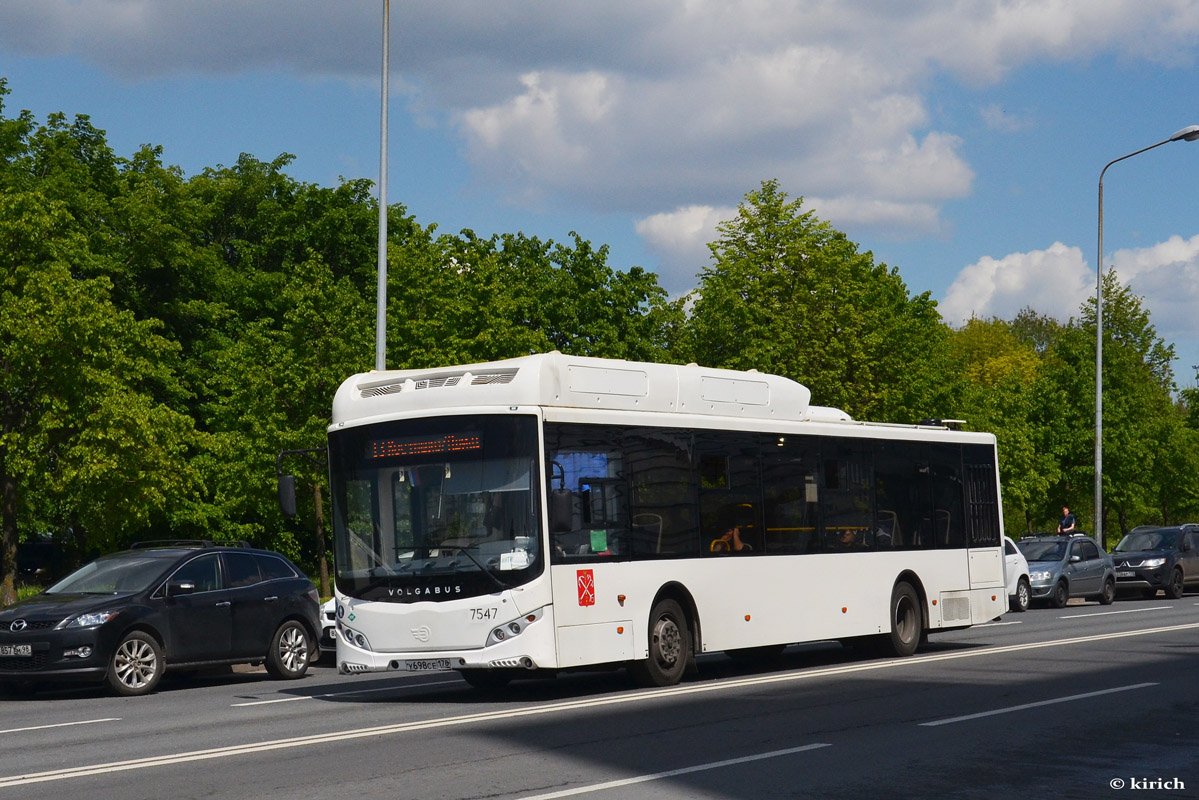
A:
[215, 601, 232, 607]
[263, 596, 279, 602]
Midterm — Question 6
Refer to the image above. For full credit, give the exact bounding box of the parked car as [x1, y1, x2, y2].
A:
[1016, 534, 1116, 608]
[319, 597, 337, 661]
[1004, 535, 1031, 612]
[1111, 524, 1199, 599]
[0, 541, 320, 697]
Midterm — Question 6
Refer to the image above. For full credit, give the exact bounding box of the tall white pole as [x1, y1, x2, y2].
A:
[375, 0, 389, 371]
[1094, 125, 1198, 550]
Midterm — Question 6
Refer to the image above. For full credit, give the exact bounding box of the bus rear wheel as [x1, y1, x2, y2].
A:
[630, 598, 691, 687]
[885, 582, 922, 657]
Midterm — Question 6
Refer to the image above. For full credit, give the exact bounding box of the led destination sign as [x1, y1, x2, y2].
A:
[367, 433, 482, 460]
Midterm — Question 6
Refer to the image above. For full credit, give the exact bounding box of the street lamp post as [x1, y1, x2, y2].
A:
[1094, 125, 1199, 551]
[375, 0, 390, 371]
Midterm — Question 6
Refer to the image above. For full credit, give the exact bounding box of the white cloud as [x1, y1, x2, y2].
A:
[806, 196, 945, 238]
[5, 1, 1199, 243]
[634, 204, 736, 293]
[980, 104, 1034, 132]
[941, 236, 1199, 377]
[1111, 235, 1199, 371]
[939, 242, 1091, 325]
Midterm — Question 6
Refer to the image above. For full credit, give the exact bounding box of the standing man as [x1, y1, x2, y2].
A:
[1057, 506, 1077, 534]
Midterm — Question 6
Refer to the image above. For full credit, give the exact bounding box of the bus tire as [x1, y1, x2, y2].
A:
[885, 582, 922, 657]
[630, 598, 691, 687]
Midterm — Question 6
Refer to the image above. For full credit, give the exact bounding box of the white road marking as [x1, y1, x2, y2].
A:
[919, 682, 1157, 727]
[516, 743, 832, 799]
[1059, 606, 1170, 619]
[4, 621, 1199, 788]
[0, 718, 120, 735]
[975, 621, 1023, 627]
[231, 679, 460, 706]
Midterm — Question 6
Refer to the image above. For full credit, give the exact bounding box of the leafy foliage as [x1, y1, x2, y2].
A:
[686, 180, 950, 423]
[1, 81, 1195, 600]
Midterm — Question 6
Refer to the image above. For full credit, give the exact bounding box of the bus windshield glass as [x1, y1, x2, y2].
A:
[328, 414, 542, 602]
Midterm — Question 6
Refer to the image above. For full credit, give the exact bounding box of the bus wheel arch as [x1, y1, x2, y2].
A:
[629, 583, 698, 687]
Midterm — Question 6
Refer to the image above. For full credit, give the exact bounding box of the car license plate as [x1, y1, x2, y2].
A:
[405, 659, 450, 672]
[1116, 571, 1136, 578]
[0, 644, 32, 657]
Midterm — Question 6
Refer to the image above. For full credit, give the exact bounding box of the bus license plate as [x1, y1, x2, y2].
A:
[405, 659, 450, 672]
[0, 644, 31, 657]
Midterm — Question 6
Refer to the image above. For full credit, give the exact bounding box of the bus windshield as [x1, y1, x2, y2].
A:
[328, 414, 542, 602]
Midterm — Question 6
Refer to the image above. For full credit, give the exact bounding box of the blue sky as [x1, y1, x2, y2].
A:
[3, 1, 1199, 386]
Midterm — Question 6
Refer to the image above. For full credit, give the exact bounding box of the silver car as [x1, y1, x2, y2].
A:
[1017, 534, 1116, 608]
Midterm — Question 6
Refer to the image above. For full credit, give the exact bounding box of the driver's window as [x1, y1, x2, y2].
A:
[170, 554, 221, 593]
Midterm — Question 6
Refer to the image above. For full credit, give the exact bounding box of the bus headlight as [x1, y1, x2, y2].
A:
[486, 608, 543, 646]
[339, 623, 372, 651]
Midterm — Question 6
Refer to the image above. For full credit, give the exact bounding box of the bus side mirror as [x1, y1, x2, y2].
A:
[278, 475, 298, 518]
[550, 489, 574, 532]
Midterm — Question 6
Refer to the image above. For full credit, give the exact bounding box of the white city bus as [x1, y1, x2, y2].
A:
[321, 352, 1006, 688]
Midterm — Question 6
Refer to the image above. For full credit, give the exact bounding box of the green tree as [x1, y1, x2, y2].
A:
[0, 190, 197, 603]
[686, 180, 951, 422]
[946, 317, 1066, 534]
[388, 229, 682, 368]
[1041, 271, 1180, 544]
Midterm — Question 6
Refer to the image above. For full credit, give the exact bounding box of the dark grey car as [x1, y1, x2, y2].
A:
[1017, 534, 1116, 608]
[1111, 524, 1199, 599]
[0, 541, 320, 697]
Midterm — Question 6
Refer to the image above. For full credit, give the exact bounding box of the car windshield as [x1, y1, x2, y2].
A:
[1017, 539, 1066, 562]
[1115, 530, 1178, 552]
[45, 554, 173, 595]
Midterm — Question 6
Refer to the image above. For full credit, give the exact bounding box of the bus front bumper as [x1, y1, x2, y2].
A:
[334, 609, 556, 675]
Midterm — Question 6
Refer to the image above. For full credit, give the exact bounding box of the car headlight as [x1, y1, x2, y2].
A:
[1030, 570, 1052, 582]
[1141, 558, 1166, 568]
[58, 610, 119, 630]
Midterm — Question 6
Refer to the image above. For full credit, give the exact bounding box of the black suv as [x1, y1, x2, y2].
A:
[1111, 524, 1199, 599]
[0, 541, 320, 696]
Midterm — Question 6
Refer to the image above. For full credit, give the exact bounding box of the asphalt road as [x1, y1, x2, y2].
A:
[3, 595, 1198, 800]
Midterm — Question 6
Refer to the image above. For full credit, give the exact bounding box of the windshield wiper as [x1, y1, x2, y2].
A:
[439, 545, 512, 592]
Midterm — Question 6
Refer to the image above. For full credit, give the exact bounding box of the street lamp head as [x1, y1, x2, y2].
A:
[1169, 125, 1199, 143]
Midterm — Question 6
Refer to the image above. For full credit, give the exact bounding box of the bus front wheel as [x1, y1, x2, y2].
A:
[630, 598, 691, 687]
[885, 582, 922, 657]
